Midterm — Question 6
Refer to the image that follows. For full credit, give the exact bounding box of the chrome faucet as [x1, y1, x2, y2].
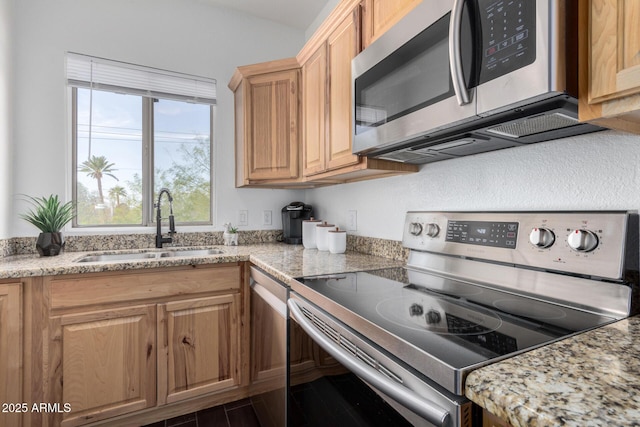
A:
[155, 188, 176, 248]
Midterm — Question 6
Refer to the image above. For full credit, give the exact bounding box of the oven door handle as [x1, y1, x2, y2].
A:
[288, 299, 451, 427]
[449, 0, 470, 106]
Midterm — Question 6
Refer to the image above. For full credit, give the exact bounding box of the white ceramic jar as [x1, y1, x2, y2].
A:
[302, 218, 322, 249]
[328, 228, 346, 254]
[315, 222, 335, 251]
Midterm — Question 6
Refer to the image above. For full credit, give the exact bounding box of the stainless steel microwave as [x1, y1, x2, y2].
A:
[352, 0, 602, 164]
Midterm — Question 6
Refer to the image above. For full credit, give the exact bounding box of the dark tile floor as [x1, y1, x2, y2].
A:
[143, 398, 260, 427]
[144, 373, 409, 427]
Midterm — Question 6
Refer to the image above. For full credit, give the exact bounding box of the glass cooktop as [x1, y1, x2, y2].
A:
[295, 267, 615, 371]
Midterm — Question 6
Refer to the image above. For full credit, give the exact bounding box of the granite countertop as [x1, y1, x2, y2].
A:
[7, 242, 640, 426]
[465, 316, 640, 427]
[0, 243, 404, 284]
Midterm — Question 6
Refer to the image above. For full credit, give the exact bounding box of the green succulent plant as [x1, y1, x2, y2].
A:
[20, 194, 76, 233]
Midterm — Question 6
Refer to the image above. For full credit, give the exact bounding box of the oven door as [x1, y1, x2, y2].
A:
[288, 293, 474, 427]
[352, 0, 478, 155]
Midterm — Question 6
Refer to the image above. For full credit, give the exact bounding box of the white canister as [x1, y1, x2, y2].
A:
[315, 222, 335, 251]
[302, 218, 322, 249]
[328, 228, 347, 254]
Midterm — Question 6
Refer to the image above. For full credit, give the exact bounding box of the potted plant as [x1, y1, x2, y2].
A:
[223, 222, 239, 246]
[20, 194, 75, 256]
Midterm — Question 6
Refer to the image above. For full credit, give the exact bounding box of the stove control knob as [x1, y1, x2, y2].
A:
[425, 223, 440, 238]
[529, 227, 555, 248]
[426, 309, 441, 325]
[409, 222, 423, 236]
[567, 229, 599, 252]
[409, 304, 424, 317]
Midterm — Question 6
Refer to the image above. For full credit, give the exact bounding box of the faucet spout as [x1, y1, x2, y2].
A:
[155, 188, 176, 248]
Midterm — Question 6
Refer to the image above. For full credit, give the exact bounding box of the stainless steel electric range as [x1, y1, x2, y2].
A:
[288, 211, 639, 427]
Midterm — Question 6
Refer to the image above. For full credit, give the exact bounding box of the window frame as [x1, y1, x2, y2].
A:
[71, 87, 215, 229]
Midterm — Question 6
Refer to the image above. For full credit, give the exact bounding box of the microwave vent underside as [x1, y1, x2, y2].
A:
[486, 112, 579, 138]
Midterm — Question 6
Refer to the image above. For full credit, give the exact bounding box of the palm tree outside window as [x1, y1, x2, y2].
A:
[67, 53, 215, 228]
[71, 87, 213, 227]
[80, 155, 119, 207]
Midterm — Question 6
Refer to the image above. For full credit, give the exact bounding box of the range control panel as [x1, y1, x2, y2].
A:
[403, 211, 634, 280]
[446, 220, 519, 248]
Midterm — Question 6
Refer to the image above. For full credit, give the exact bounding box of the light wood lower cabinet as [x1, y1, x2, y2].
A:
[158, 294, 241, 405]
[482, 409, 512, 427]
[49, 305, 157, 427]
[26, 263, 248, 427]
[0, 282, 22, 427]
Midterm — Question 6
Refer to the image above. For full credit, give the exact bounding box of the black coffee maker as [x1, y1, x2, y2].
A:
[281, 202, 313, 244]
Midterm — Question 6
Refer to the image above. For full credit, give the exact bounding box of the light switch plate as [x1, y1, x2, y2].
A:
[263, 210, 272, 225]
[238, 210, 248, 226]
[347, 210, 357, 231]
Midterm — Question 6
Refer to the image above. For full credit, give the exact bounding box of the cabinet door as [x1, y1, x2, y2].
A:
[361, 0, 422, 48]
[250, 287, 286, 384]
[158, 294, 241, 404]
[302, 46, 328, 176]
[326, 11, 361, 171]
[246, 70, 299, 181]
[0, 283, 22, 427]
[49, 305, 156, 427]
[589, 0, 640, 104]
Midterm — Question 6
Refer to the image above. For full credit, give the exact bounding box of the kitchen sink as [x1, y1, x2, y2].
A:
[160, 248, 225, 257]
[75, 252, 160, 262]
[75, 248, 224, 263]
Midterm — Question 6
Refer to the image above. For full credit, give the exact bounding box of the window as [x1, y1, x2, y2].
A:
[67, 53, 215, 227]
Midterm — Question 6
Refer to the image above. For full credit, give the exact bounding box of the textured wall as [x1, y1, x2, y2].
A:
[306, 130, 640, 240]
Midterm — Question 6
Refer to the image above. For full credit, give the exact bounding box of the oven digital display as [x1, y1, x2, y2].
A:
[446, 220, 518, 248]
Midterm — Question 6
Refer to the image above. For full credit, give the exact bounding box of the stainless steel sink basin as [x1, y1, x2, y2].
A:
[160, 249, 224, 257]
[75, 252, 161, 263]
[75, 248, 224, 263]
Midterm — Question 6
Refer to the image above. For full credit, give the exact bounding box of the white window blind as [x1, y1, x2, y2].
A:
[66, 52, 216, 104]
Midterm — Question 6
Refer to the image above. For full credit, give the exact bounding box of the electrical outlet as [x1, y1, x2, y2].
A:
[347, 210, 357, 231]
[263, 210, 272, 225]
[238, 210, 248, 226]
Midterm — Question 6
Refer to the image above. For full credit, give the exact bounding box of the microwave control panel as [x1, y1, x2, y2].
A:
[478, 0, 536, 84]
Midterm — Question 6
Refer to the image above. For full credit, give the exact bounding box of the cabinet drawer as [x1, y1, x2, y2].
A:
[49, 264, 241, 310]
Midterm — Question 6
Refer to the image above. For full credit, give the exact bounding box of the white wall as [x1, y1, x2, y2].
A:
[0, 0, 12, 239]
[305, 0, 341, 39]
[10, 0, 305, 237]
[306, 130, 640, 241]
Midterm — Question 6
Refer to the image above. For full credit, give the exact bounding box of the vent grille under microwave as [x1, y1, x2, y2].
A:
[486, 112, 579, 138]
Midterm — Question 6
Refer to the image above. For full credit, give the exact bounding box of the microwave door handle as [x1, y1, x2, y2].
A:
[449, 0, 470, 105]
[288, 299, 451, 427]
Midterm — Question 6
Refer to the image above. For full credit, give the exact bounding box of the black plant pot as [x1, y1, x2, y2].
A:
[36, 232, 65, 256]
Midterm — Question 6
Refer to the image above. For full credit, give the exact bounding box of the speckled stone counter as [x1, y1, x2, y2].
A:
[465, 317, 640, 427]
[0, 243, 404, 284]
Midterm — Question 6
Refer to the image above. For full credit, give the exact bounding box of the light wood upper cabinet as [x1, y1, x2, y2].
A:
[300, 6, 418, 182]
[327, 11, 361, 170]
[302, 47, 327, 176]
[0, 282, 22, 427]
[579, 0, 640, 133]
[361, 0, 422, 48]
[230, 0, 418, 187]
[302, 10, 360, 176]
[229, 59, 302, 187]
